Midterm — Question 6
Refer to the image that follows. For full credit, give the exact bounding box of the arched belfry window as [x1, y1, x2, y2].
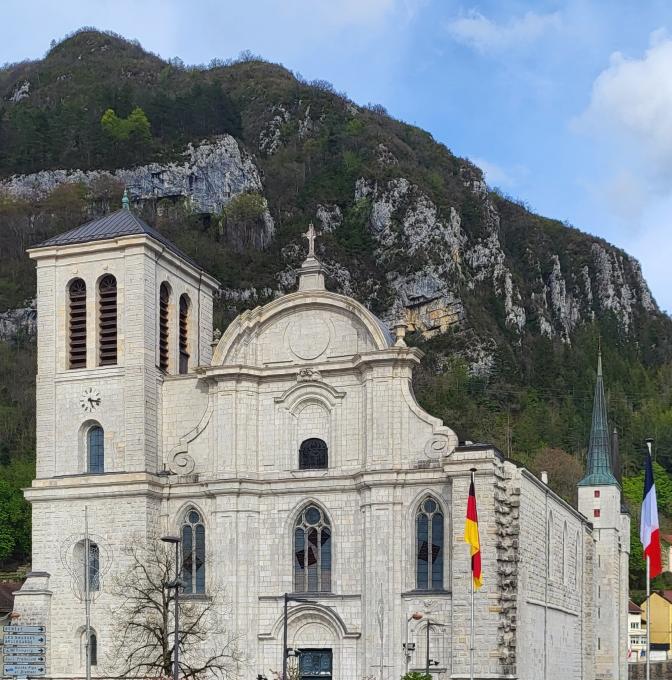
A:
[179, 294, 190, 374]
[159, 283, 170, 372]
[299, 438, 328, 470]
[87, 426, 104, 474]
[68, 278, 87, 369]
[294, 505, 331, 592]
[98, 275, 117, 366]
[416, 497, 444, 590]
[181, 509, 205, 594]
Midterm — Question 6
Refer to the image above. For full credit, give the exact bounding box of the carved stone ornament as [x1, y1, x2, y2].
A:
[169, 449, 196, 475]
[297, 368, 322, 382]
[424, 432, 458, 459]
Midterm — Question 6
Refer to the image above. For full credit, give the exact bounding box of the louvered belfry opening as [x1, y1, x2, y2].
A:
[68, 278, 87, 369]
[179, 294, 190, 374]
[159, 283, 170, 372]
[98, 275, 117, 366]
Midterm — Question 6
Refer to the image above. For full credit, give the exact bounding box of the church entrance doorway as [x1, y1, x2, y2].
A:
[299, 649, 332, 680]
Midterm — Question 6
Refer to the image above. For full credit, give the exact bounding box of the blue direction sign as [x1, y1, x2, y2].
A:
[3, 625, 45, 634]
[3, 634, 47, 645]
[3, 664, 46, 677]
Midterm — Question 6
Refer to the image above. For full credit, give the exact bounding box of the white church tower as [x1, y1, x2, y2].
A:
[14, 197, 218, 672]
[577, 351, 630, 680]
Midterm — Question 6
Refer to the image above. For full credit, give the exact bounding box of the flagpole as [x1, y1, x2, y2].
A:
[646, 555, 650, 680]
[470, 469, 475, 680]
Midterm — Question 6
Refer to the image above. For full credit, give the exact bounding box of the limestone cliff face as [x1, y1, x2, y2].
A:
[0, 133, 659, 371]
[1, 136, 275, 246]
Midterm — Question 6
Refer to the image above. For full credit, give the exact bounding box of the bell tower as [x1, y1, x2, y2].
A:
[577, 351, 630, 680]
[28, 199, 219, 478]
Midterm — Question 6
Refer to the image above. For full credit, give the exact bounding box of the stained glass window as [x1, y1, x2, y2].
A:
[182, 509, 205, 594]
[299, 649, 332, 679]
[294, 505, 331, 592]
[416, 497, 444, 590]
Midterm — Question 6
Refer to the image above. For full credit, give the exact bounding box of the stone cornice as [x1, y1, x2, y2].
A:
[28, 234, 220, 289]
[200, 348, 423, 382]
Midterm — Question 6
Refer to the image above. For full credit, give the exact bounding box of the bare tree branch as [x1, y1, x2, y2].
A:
[105, 537, 243, 679]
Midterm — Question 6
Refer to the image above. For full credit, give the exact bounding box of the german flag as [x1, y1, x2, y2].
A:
[464, 474, 483, 590]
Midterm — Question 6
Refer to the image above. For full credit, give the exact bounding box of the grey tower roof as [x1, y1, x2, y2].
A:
[578, 351, 619, 487]
[33, 209, 202, 271]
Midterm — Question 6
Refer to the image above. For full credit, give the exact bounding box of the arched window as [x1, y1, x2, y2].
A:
[547, 513, 554, 580]
[562, 522, 568, 584]
[88, 542, 100, 592]
[87, 426, 104, 474]
[68, 278, 87, 369]
[80, 628, 98, 667]
[294, 505, 331, 592]
[181, 509, 205, 594]
[416, 497, 444, 590]
[299, 438, 328, 470]
[179, 294, 190, 374]
[76, 540, 100, 593]
[90, 631, 98, 666]
[98, 275, 117, 366]
[159, 283, 171, 372]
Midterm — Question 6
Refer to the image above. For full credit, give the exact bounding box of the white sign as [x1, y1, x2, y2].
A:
[3, 634, 46, 645]
[3, 625, 45, 634]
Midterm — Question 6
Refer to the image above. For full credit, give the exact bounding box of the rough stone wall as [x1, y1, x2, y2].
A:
[628, 661, 672, 679]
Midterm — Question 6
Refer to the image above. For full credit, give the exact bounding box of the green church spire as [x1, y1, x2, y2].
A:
[122, 188, 130, 210]
[578, 350, 619, 487]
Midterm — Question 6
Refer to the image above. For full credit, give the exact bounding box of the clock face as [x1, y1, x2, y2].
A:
[79, 387, 101, 413]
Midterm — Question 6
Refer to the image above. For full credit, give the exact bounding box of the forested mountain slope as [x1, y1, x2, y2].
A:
[1, 29, 672, 589]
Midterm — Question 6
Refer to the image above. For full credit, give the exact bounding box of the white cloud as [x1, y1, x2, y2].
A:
[576, 31, 672, 187]
[446, 9, 561, 53]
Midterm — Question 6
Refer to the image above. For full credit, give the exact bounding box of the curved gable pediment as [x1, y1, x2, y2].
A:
[211, 291, 392, 367]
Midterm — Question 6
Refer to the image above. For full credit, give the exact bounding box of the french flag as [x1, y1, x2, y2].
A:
[641, 449, 662, 579]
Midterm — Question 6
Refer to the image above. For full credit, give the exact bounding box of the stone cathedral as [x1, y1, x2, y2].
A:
[13, 205, 629, 680]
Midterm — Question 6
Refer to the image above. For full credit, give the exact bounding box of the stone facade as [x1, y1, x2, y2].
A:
[14, 216, 629, 679]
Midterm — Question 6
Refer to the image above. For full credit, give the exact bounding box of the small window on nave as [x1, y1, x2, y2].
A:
[294, 505, 331, 593]
[98, 275, 117, 366]
[299, 438, 328, 470]
[181, 509, 206, 594]
[416, 497, 444, 590]
[68, 278, 87, 369]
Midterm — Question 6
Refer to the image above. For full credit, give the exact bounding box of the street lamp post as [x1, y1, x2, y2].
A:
[161, 535, 182, 680]
[282, 593, 318, 679]
[404, 611, 424, 674]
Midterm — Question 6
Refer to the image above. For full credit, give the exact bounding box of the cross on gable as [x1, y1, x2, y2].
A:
[303, 223, 318, 258]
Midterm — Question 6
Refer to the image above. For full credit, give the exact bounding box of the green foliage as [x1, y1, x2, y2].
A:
[402, 673, 431, 680]
[101, 106, 151, 143]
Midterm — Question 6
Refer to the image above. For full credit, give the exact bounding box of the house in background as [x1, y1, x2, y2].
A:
[628, 600, 646, 662]
[640, 591, 672, 660]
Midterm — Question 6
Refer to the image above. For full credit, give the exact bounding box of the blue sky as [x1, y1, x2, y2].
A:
[2, 0, 672, 311]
